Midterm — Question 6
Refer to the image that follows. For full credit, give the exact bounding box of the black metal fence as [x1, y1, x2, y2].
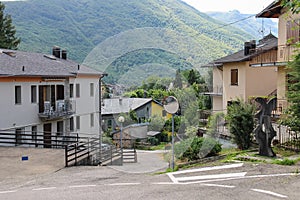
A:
[0, 130, 79, 148]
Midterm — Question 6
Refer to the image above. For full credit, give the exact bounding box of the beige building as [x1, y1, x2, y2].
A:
[204, 34, 278, 112]
[256, 0, 300, 111]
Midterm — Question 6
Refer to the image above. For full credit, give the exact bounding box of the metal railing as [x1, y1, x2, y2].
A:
[39, 100, 76, 121]
[0, 130, 78, 148]
[65, 138, 122, 167]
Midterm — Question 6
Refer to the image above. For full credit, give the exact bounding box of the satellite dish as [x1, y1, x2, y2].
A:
[163, 96, 179, 114]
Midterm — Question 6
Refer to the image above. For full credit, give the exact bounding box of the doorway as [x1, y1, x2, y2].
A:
[43, 123, 52, 148]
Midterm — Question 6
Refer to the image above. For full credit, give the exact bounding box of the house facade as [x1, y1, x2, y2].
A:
[205, 34, 278, 112]
[0, 47, 105, 146]
[102, 98, 171, 131]
[256, 0, 300, 111]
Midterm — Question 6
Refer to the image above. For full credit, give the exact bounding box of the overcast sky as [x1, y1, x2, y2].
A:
[181, 0, 275, 14]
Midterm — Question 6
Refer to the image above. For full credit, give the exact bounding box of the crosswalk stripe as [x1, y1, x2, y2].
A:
[175, 172, 247, 182]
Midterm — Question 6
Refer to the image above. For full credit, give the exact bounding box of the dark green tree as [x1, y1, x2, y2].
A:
[226, 99, 255, 150]
[173, 69, 183, 89]
[282, 0, 300, 14]
[0, 2, 20, 49]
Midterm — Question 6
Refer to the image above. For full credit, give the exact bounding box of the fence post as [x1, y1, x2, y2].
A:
[65, 145, 68, 167]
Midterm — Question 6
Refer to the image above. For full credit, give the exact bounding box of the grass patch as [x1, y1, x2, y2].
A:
[271, 158, 296, 165]
[273, 146, 298, 157]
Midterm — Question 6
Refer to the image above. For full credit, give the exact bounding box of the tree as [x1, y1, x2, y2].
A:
[282, 0, 300, 14]
[173, 69, 183, 89]
[226, 99, 255, 150]
[0, 2, 20, 49]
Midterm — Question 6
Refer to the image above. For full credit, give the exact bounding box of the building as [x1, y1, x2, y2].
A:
[256, 0, 300, 111]
[102, 98, 171, 131]
[0, 47, 105, 146]
[204, 34, 278, 112]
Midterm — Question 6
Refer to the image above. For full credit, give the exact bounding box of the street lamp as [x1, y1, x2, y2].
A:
[118, 115, 125, 164]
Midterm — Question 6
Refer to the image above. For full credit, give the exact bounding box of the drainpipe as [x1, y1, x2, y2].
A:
[64, 77, 70, 137]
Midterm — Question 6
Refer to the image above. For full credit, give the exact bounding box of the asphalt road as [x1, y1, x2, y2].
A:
[1, 161, 299, 200]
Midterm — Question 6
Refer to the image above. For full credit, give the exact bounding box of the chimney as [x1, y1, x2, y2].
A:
[244, 42, 251, 56]
[250, 40, 256, 49]
[62, 49, 67, 60]
[119, 98, 122, 105]
[52, 46, 61, 58]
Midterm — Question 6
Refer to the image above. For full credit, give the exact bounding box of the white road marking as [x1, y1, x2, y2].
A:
[251, 188, 288, 198]
[201, 183, 236, 188]
[175, 172, 247, 182]
[107, 183, 141, 186]
[167, 173, 178, 184]
[169, 163, 244, 175]
[69, 185, 97, 188]
[32, 187, 57, 191]
[0, 190, 17, 194]
[151, 182, 177, 185]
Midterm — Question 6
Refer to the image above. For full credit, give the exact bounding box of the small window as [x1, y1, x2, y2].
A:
[70, 84, 74, 98]
[231, 69, 238, 86]
[57, 121, 64, 136]
[76, 116, 80, 130]
[90, 83, 94, 97]
[31, 85, 37, 103]
[90, 113, 94, 127]
[76, 83, 80, 98]
[162, 110, 167, 117]
[70, 117, 74, 132]
[32, 126, 37, 142]
[15, 86, 21, 104]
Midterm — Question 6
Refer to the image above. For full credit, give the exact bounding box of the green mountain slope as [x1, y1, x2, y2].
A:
[4, 0, 254, 84]
[207, 10, 278, 39]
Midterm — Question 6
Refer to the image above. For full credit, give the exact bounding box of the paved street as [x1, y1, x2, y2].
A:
[0, 148, 300, 199]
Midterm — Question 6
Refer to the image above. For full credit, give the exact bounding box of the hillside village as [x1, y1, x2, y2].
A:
[0, 1, 300, 196]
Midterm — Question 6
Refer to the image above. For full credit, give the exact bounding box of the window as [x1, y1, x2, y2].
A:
[31, 85, 37, 103]
[57, 121, 64, 136]
[162, 110, 167, 117]
[70, 117, 74, 132]
[108, 119, 112, 129]
[76, 116, 80, 130]
[15, 128, 24, 145]
[230, 69, 238, 85]
[31, 126, 37, 142]
[90, 113, 94, 127]
[15, 86, 21, 104]
[70, 84, 74, 98]
[76, 83, 80, 98]
[286, 19, 300, 44]
[90, 83, 94, 97]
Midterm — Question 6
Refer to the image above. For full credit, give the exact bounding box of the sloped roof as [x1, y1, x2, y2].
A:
[0, 49, 102, 78]
[203, 33, 278, 67]
[102, 98, 153, 115]
[256, 0, 282, 18]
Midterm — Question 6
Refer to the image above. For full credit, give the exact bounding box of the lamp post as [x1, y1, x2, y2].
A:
[118, 116, 125, 164]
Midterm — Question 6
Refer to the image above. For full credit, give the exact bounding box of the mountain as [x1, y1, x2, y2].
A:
[206, 10, 278, 40]
[4, 0, 254, 84]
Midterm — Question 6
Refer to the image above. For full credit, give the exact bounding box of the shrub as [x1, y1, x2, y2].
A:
[179, 137, 222, 161]
[226, 99, 255, 150]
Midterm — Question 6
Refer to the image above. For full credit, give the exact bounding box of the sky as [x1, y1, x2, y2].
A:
[181, 0, 276, 14]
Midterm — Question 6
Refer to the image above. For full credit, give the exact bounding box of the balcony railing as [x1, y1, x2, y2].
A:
[203, 86, 223, 96]
[38, 100, 76, 121]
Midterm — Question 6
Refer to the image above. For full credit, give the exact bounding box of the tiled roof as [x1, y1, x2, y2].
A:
[204, 33, 278, 67]
[0, 49, 102, 77]
[102, 98, 153, 115]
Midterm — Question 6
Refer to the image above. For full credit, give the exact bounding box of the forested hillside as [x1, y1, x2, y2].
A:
[4, 0, 254, 84]
[207, 10, 278, 39]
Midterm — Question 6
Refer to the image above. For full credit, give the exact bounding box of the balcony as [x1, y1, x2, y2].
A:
[203, 86, 223, 96]
[38, 100, 76, 121]
[278, 45, 298, 62]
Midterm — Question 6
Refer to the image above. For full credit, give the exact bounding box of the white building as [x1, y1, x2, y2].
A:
[0, 47, 105, 147]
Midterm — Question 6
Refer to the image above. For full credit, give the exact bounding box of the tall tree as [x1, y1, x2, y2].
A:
[0, 2, 20, 49]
